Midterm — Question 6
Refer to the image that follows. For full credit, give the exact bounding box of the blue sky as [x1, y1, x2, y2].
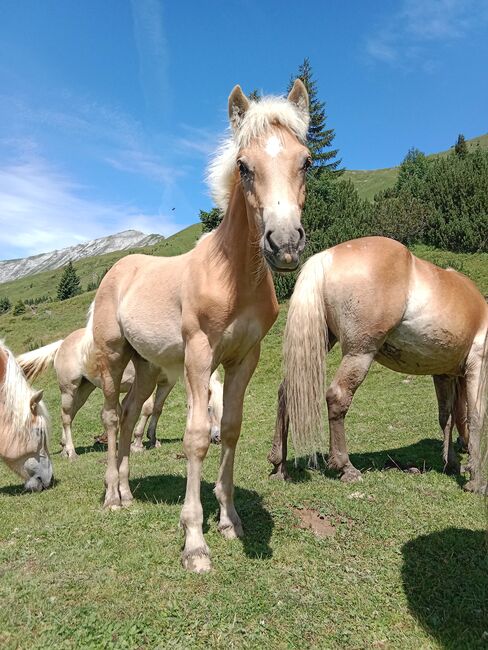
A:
[0, 0, 487, 260]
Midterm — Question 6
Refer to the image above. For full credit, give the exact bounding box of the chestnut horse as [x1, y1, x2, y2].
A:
[86, 80, 310, 571]
[269, 237, 487, 494]
[0, 342, 53, 491]
[17, 330, 224, 459]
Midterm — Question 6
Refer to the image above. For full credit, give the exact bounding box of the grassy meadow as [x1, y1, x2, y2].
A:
[0, 238, 487, 648]
[343, 132, 488, 201]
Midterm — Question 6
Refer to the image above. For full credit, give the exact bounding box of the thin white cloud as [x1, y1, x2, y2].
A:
[0, 156, 179, 258]
[175, 125, 220, 157]
[365, 0, 488, 68]
[130, 0, 171, 119]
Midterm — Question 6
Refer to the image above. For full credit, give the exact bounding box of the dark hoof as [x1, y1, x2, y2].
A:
[269, 466, 291, 481]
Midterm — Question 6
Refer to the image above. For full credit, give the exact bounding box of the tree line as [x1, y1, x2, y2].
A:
[200, 59, 488, 300]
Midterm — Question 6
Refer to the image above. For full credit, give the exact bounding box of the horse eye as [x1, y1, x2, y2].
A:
[237, 159, 250, 176]
[302, 157, 313, 172]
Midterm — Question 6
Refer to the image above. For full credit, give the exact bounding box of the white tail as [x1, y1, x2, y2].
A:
[80, 302, 98, 378]
[283, 252, 329, 459]
[17, 340, 64, 382]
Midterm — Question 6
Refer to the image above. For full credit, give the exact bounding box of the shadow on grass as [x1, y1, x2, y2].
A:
[0, 477, 61, 496]
[291, 438, 466, 488]
[402, 528, 488, 648]
[129, 474, 273, 560]
[71, 436, 181, 457]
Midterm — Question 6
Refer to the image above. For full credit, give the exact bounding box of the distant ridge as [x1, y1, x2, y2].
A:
[0, 229, 164, 283]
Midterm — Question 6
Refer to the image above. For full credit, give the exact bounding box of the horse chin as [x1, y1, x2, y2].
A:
[264, 253, 300, 274]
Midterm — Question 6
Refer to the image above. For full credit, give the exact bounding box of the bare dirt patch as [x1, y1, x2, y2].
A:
[293, 507, 336, 538]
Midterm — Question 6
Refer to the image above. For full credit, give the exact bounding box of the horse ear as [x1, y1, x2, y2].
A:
[287, 79, 309, 117]
[228, 85, 250, 131]
[30, 390, 43, 414]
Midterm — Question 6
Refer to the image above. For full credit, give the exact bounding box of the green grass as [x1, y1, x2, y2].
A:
[343, 132, 488, 201]
[0, 246, 487, 648]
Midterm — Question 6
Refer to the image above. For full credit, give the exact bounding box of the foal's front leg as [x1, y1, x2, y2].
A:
[215, 344, 260, 539]
[180, 333, 213, 573]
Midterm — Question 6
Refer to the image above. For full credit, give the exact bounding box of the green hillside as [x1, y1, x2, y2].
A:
[344, 132, 488, 201]
[0, 223, 202, 305]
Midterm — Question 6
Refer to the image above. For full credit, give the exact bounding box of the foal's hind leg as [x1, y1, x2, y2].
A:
[99, 347, 132, 510]
[327, 352, 376, 482]
[433, 375, 459, 474]
[268, 380, 290, 480]
[118, 357, 160, 506]
[146, 381, 175, 448]
[60, 379, 96, 460]
[454, 377, 469, 452]
[463, 345, 487, 494]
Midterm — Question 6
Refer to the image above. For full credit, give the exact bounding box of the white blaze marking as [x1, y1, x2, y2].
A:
[264, 135, 283, 158]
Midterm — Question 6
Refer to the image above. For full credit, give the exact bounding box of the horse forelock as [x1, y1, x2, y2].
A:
[207, 96, 309, 212]
[0, 343, 50, 451]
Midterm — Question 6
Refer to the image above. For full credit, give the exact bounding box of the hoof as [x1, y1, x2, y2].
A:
[341, 468, 363, 483]
[120, 492, 134, 507]
[181, 549, 212, 573]
[60, 448, 78, 461]
[269, 467, 291, 481]
[103, 491, 122, 510]
[218, 520, 244, 540]
[130, 442, 145, 453]
[444, 462, 461, 475]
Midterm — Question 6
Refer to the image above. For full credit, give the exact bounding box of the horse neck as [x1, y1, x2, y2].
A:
[212, 183, 267, 289]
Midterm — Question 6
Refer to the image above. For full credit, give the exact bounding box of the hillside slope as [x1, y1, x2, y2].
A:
[0, 224, 202, 305]
[344, 132, 488, 200]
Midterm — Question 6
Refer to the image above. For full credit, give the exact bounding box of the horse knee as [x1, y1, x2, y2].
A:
[326, 384, 350, 420]
[183, 425, 211, 459]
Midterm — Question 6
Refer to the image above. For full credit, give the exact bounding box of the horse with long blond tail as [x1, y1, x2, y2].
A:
[269, 237, 488, 493]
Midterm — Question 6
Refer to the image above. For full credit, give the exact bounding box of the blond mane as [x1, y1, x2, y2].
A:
[1, 343, 50, 450]
[207, 95, 309, 211]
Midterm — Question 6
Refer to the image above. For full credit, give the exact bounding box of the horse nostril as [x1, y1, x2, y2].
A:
[265, 230, 279, 254]
[297, 227, 305, 243]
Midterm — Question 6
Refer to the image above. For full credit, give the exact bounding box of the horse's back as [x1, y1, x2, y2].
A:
[319, 237, 413, 347]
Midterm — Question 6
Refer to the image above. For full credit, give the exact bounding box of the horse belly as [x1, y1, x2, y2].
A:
[376, 321, 467, 375]
[123, 314, 185, 380]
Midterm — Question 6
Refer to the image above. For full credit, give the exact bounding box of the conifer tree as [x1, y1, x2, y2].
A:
[13, 299, 26, 316]
[0, 296, 11, 314]
[57, 261, 82, 301]
[454, 133, 468, 159]
[287, 58, 342, 175]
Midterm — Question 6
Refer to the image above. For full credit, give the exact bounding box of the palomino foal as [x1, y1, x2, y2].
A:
[88, 81, 310, 571]
[0, 342, 53, 491]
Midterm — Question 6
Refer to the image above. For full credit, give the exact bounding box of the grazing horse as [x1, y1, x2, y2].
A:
[17, 330, 223, 459]
[86, 80, 310, 572]
[269, 237, 488, 493]
[0, 342, 53, 491]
